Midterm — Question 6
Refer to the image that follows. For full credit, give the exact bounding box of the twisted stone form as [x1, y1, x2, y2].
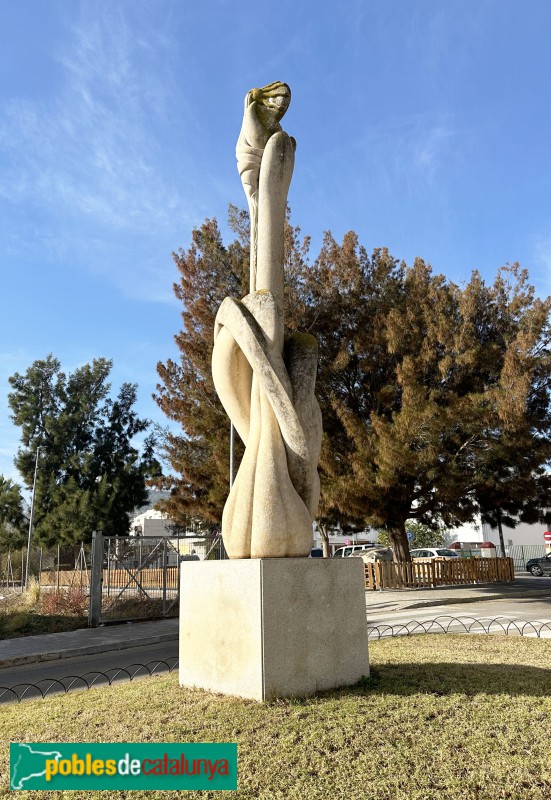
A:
[212, 82, 322, 558]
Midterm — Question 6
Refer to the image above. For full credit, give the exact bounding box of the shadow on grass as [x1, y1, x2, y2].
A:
[265, 658, 551, 707]
[338, 661, 551, 700]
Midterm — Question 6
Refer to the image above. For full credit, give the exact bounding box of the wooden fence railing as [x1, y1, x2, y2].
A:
[40, 567, 179, 591]
[364, 557, 515, 590]
[42, 558, 515, 593]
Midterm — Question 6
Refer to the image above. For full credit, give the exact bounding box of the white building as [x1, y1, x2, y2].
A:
[129, 490, 173, 537]
[131, 506, 174, 538]
[447, 517, 550, 549]
[128, 491, 218, 560]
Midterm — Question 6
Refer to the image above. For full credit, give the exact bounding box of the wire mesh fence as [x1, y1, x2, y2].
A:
[456, 544, 549, 572]
[0, 535, 228, 624]
[89, 534, 227, 625]
[0, 544, 93, 592]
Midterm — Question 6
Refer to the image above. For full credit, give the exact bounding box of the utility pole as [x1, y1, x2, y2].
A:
[24, 445, 41, 589]
[496, 510, 507, 559]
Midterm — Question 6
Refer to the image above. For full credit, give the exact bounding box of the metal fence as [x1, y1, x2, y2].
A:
[366, 615, 551, 640]
[457, 545, 548, 572]
[507, 544, 548, 572]
[0, 535, 227, 626]
[0, 544, 92, 592]
[88, 533, 227, 626]
[0, 658, 179, 704]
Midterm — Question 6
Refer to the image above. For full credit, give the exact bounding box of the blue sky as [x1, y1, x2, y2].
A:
[1, 0, 550, 487]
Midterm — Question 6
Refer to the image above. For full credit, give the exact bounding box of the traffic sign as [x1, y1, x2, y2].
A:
[544, 532, 551, 541]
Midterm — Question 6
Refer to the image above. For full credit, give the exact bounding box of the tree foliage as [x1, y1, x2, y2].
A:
[298, 240, 551, 560]
[0, 476, 27, 549]
[152, 212, 249, 527]
[466, 270, 551, 552]
[377, 521, 444, 550]
[156, 208, 551, 560]
[8, 356, 159, 546]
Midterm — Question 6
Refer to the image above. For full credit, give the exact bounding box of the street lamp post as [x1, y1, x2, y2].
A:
[24, 445, 41, 590]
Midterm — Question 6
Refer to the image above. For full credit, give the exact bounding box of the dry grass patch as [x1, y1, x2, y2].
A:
[0, 585, 87, 638]
[1, 634, 551, 799]
[101, 595, 173, 621]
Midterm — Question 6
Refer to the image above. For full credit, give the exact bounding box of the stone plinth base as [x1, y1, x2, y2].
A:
[179, 558, 369, 701]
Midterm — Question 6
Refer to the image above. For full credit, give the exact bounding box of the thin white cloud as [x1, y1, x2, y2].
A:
[320, 111, 460, 201]
[0, 4, 207, 302]
[411, 123, 454, 184]
[0, 16, 189, 230]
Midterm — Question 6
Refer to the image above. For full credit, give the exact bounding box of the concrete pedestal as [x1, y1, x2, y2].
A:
[179, 558, 369, 701]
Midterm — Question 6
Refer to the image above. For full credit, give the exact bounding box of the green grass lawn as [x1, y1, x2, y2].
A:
[2, 634, 551, 800]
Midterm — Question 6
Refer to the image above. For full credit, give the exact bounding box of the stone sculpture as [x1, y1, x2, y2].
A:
[211, 82, 322, 558]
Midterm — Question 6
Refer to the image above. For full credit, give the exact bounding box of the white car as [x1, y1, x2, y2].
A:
[409, 548, 461, 560]
[332, 543, 379, 558]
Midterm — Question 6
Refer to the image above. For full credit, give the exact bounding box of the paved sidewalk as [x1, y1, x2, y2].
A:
[1, 578, 549, 669]
[0, 618, 179, 668]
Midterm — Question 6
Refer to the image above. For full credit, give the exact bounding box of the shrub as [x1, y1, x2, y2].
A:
[19, 578, 41, 609]
[40, 587, 88, 616]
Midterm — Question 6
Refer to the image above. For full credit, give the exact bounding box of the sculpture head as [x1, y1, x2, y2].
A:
[248, 81, 291, 133]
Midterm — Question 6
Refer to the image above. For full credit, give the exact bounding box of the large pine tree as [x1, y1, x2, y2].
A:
[156, 210, 551, 560]
[292, 241, 551, 560]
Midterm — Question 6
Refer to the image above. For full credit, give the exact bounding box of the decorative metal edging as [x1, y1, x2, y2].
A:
[0, 658, 178, 705]
[367, 615, 551, 640]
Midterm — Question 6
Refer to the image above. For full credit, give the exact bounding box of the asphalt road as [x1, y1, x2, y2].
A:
[366, 587, 551, 640]
[0, 641, 179, 703]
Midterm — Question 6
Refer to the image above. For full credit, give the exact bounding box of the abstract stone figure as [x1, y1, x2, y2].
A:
[211, 82, 322, 558]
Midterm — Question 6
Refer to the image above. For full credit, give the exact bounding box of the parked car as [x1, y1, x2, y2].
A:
[332, 543, 379, 558]
[525, 553, 551, 576]
[350, 547, 394, 563]
[409, 548, 461, 560]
